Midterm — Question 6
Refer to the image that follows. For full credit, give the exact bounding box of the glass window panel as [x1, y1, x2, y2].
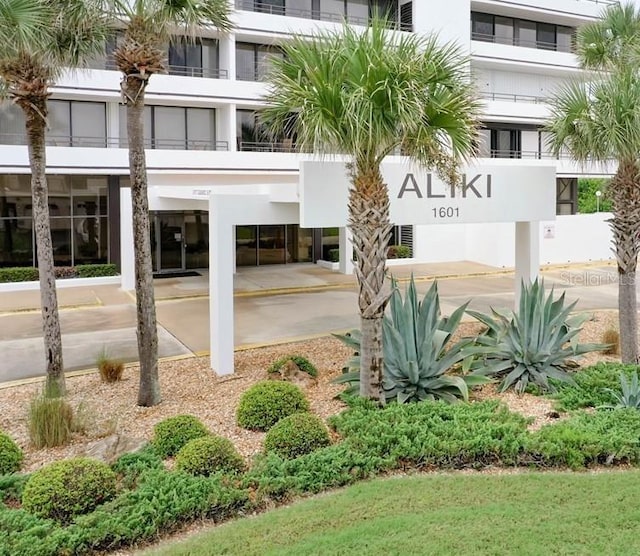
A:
[0, 175, 31, 218]
[47, 100, 71, 146]
[0, 218, 33, 266]
[168, 41, 187, 69]
[237, 109, 257, 149]
[47, 175, 71, 217]
[71, 102, 106, 147]
[537, 22, 556, 50]
[258, 225, 286, 264]
[494, 17, 514, 45]
[346, 0, 368, 23]
[321, 0, 344, 21]
[286, 0, 312, 17]
[185, 212, 208, 269]
[153, 106, 186, 149]
[516, 20, 536, 47]
[258, 0, 284, 14]
[236, 43, 256, 81]
[202, 39, 219, 76]
[321, 227, 339, 260]
[287, 224, 313, 263]
[0, 104, 26, 145]
[186, 108, 215, 150]
[236, 225, 257, 266]
[186, 43, 202, 73]
[256, 46, 283, 80]
[471, 12, 493, 40]
[50, 218, 72, 266]
[557, 26, 573, 52]
[73, 215, 108, 264]
[71, 176, 108, 216]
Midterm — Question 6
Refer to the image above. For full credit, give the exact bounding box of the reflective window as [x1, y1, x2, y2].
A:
[236, 42, 284, 81]
[537, 22, 556, 50]
[346, 0, 368, 22]
[471, 12, 493, 40]
[0, 104, 26, 145]
[168, 38, 219, 77]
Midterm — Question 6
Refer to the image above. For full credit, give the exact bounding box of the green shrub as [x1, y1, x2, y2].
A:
[265, 413, 331, 459]
[28, 394, 73, 448]
[0, 432, 23, 475]
[0, 473, 29, 505]
[111, 447, 163, 490]
[75, 263, 118, 278]
[236, 381, 310, 431]
[0, 267, 39, 283]
[152, 415, 209, 458]
[175, 435, 245, 476]
[267, 355, 318, 378]
[335, 278, 489, 403]
[469, 279, 605, 393]
[387, 244, 411, 259]
[528, 409, 640, 469]
[22, 458, 117, 523]
[551, 363, 640, 411]
[327, 248, 340, 263]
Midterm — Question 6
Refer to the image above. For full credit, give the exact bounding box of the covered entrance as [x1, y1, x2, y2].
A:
[151, 211, 209, 273]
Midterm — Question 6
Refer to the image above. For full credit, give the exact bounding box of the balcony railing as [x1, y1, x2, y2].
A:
[471, 32, 573, 53]
[480, 91, 549, 104]
[103, 59, 228, 79]
[234, 0, 412, 32]
[0, 134, 229, 151]
[487, 149, 598, 160]
[238, 140, 297, 152]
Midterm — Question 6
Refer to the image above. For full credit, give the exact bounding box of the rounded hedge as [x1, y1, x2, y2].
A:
[264, 413, 331, 459]
[175, 435, 245, 476]
[267, 355, 318, 378]
[152, 415, 209, 458]
[22, 457, 116, 522]
[236, 381, 310, 431]
[0, 431, 23, 475]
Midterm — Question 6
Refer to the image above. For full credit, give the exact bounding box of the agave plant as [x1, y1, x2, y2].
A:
[334, 277, 488, 404]
[602, 372, 640, 409]
[468, 279, 605, 394]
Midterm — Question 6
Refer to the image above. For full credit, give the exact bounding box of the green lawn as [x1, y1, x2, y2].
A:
[146, 470, 640, 555]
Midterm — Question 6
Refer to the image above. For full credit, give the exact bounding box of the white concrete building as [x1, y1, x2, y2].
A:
[0, 0, 618, 284]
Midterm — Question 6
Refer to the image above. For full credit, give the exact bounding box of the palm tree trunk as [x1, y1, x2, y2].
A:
[348, 166, 393, 402]
[123, 78, 161, 407]
[608, 160, 640, 363]
[24, 101, 65, 396]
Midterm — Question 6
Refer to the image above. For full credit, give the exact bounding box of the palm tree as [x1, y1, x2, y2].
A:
[0, 0, 110, 395]
[547, 3, 640, 363]
[108, 0, 231, 406]
[262, 20, 480, 401]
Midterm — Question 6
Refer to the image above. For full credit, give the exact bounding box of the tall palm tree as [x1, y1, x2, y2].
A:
[262, 20, 480, 401]
[547, 3, 640, 363]
[0, 0, 110, 395]
[108, 0, 231, 406]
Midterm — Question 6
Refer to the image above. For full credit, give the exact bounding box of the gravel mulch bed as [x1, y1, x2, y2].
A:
[0, 310, 622, 473]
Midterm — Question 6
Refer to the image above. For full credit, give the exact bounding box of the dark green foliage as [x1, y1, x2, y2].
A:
[22, 458, 117, 523]
[0, 473, 28, 505]
[470, 279, 605, 393]
[246, 444, 386, 500]
[111, 447, 163, 490]
[335, 278, 488, 403]
[75, 264, 118, 278]
[175, 436, 245, 476]
[0, 470, 250, 555]
[327, 248, 340, 263]
[0, 432, 23, 475]
[551, 363, 640, 411]
[603, 371, 640, 409]
[264, 413, 331, 459]
[267, 355, 318, 378]
[236, 381, 310, 431]
[578, 178, 612, 213]
[527, 409, 640, 469]
[152, 415, 209, 458]
[0, 267, 39, 283]
[387, 245, 411, 259]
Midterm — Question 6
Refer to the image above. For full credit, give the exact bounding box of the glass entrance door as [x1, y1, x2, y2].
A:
[157, 213, 184, 271]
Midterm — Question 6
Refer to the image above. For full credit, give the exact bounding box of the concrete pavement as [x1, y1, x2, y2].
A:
[0, 260, 623, 383]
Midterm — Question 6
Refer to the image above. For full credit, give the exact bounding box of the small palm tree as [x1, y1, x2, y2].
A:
[262, 20, 480, 401]
[546, 2, 640, 363]
[108, 0, 231, 406]
[0, 0, 110, 395]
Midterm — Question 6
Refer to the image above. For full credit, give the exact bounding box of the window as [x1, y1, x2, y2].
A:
[346, 0, 368, 23]
[0, 104, 27, 145]
[257, 0, 284, 15]
[286, 0, 312, 17]
[118, 105, 217, 150]
[168, 38, 220, 77]
[494, 16, 514, 45]
[471, 12, 493, 40]
[556, 178, 577, 215]
[536, 22, 556, 50]
[236, 42, 284, 81]
[490, 128, 521, 158]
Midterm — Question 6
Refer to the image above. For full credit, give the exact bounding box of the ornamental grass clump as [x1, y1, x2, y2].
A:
[28, 392, 74, 448]
[469, 279, 605, 393]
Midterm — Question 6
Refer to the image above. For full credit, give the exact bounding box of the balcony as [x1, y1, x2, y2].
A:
[234, 0, 412, 32]
[237, 140, 298, 152]
[480, 91, 549, 104]
[471, 32, 573, 53]
[102, 58, 228, 79]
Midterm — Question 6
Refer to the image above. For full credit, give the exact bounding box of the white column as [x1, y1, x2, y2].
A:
[209, 195, 235, 375]
[106, 102, 120, 147]
[218, 103, 237, 152]
[119, 187, 135, 290]
[514, 221, 540, 305]
[338, 226, 354, 275]
[219, 32, 236, 82]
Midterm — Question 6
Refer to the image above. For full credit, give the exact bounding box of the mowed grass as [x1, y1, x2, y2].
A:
[146, 471, 640, 555]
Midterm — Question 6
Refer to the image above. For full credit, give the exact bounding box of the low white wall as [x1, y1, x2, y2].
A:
[412, 213, 614, 268]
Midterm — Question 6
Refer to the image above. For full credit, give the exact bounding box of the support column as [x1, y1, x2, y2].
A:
[338, 226, 354, 275]
[218, 103, 237, 152]
[119, 186, 135, 290]
[514, 221, 540, 305]
[209, 195, 235, 375]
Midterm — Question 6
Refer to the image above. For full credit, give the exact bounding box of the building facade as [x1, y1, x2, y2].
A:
[0, 0, 617, 281]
